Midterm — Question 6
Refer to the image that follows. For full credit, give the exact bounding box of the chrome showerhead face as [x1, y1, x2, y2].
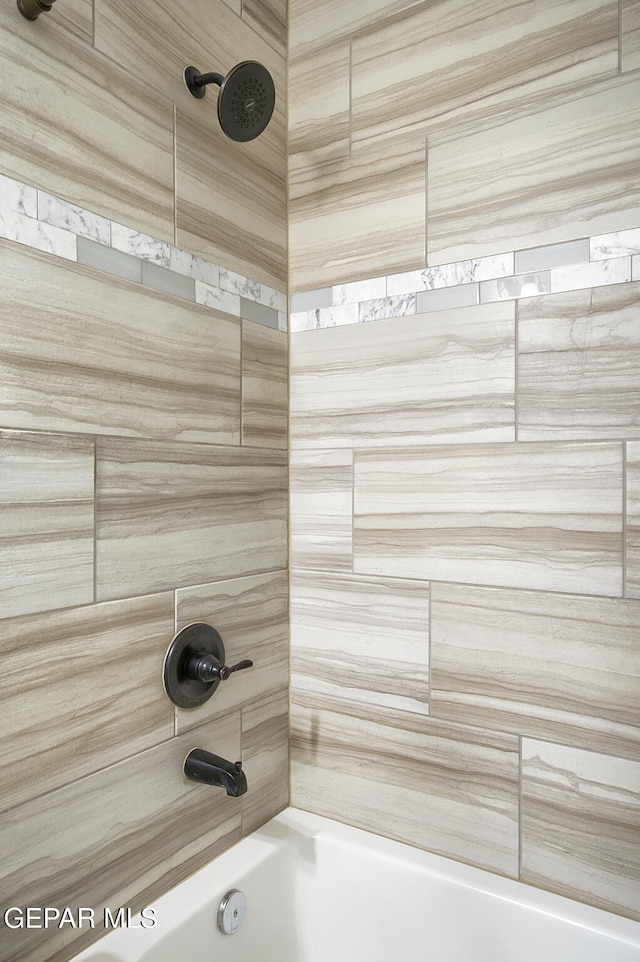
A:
[217, 61, 275, 142]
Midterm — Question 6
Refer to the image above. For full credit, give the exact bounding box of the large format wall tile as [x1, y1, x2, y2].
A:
[431, 584, 640, 758]
[242, 687, 289, 835]
[353, 442, 623, 595]
[428, 76, 640, 265]
[291, 571, 430, 714]
[628, 443, 640, 599]
[290, 449, 353, 571]
[290, 304, 515, 446]
[622, 0, 640, 71]
[351, 0, 618, 150]
[518, 282, 640, 440]
[289, 131, 426, 292]
[175, 570, 289, 732]
[521, 739, 640, 921]
[291, 693, 519, 877]
[51, 0, 94, 43]
[243, 0, 287, 54]
[242, 321, 288, 449]
[0, 9, 174, 242]
[289, 0, 417, 50]
[289, 42, 350, 167]
[0, 714, 242, 962]
[0, 241, 241, 442]
[0, 594, 175, 813]
[0, 431, 94, 620]
[96, 439, 287, 600]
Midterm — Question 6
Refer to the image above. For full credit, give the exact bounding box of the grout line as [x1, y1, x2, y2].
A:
[348, 38, 353, 164]
[424, 134, 429, 269]
[350, 448, 355, 575]
[92, 439, 98, 606]
[514, 300, 519, 443]
[518, 735, 523, 881]
[619, 0, 623, 75]
[173, 102, 178, 249]
[623, 441, 628, 597]
[427, 579, 432, 711]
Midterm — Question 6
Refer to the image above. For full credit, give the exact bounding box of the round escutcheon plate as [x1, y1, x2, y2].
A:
[162, 622, 226, 709]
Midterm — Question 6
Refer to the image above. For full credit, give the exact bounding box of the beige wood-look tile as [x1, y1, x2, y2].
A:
[176, 109, 287, 289]
[354, 442, 623, 595]
[242, 321, 288, 449]
[0, 594, 175, 813]
[289, 131, 426, 292]
[291, 571, 429, 715]
[0, 715, 242, 962]
[291, 692, 519, 877]
[0, 430, 94, 620]
[628, 443, 640, 598]
[289, 42, 350, 168]
[290, 304, 515, 447]
[0, 10, 174, 242]
[289, 0, 422, 51]
[622, 0, 640, 71]
[51, 0, 94, 43]
[174, 571, 288, 733]
[428, 76, 640, 266]
[243, 0, 287, 55]
[0, 241, 241, 442]
[521, 739, 640, 921]
[518, 283, 640, 440]
[290, 449, 353, 571]
[431, 584, 640, 759]
[242, 687, 289, 835]
[96, 439, 287, 601]
[351, 0, 618, 151]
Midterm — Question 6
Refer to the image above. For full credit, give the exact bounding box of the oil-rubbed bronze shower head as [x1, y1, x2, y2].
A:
[184, 61, 275, 142]
[17, 0, 58, 20]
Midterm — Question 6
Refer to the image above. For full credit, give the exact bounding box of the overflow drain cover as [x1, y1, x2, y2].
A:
[217, 889, 247, 935]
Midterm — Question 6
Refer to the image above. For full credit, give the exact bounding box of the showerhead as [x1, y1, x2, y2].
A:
[184, 61, 275, 142]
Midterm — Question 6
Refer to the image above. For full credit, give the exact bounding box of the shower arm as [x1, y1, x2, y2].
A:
[184, 66, 224, 99]
[192, 72, 225, 88]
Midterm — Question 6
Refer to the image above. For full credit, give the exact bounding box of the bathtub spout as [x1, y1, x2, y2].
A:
[183, 749, 247, 796]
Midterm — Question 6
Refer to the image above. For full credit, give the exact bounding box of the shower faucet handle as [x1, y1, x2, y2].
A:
[163, 623, 254, 709]
[219, 659, 253, 680]
[186, 653, 253, 684]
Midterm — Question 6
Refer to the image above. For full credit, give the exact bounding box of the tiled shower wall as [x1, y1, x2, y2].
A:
[289, 0, 640, 923]
[0, 3, 288, 961]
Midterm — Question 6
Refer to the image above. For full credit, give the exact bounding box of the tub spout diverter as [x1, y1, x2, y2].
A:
[184, 749, 248, 797]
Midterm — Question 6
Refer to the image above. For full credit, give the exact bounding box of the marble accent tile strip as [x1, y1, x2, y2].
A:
[240, 297, 280, 330]
[515, 238, 590, 273]
[77, 236, 142, 284]
[291, 228, 640, 333]
[0, 173, 286, 331]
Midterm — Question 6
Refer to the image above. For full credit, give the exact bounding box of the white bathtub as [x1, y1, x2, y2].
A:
[73, 808, 640, 962]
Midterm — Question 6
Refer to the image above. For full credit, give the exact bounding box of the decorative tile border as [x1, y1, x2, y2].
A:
[290, 230, 640, 332]
[0, 173, 287, 332]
